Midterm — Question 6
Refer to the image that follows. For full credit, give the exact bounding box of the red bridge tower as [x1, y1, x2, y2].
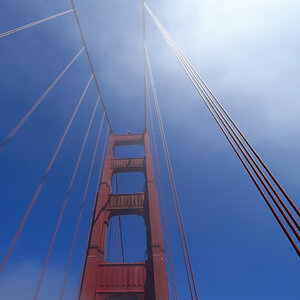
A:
[80, 132, 169, 300]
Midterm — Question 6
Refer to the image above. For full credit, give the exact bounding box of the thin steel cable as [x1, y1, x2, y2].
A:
[34, 93, 101, 300]
[145, 44, 199, 299]
[151, 13, 300, 232]
[0, 74, 93, 278]
[178, 60, 300, 255]
[150, 19, 300, 255]
[0, 9, 74, 38]
[77, 127, 109, 298]
[115, 177, 125, 263]
[151, 17, 300, 239]
[107, 218, 113, 261]
[151, 77, 194, 299]
[59, 113, 105, 300]
[112, 177, 121, 263]
[69, 0, 113, 132]
[106, 223, 111, 261]
[112, 215, 118, 262]
[174, 46, 300, 218]
[146, 83, 178, 299]
[142, 0, 147, 130]
[117, 216, 124, 262]
[0, 47, 85, 152]
[145, 3, 300, 256]
[168, 40, 300, 237]
[108, 176, 117, 262]
[157, 23, 299, 248]
[151, 17, 300, 247]
[145, 71, 177, 299]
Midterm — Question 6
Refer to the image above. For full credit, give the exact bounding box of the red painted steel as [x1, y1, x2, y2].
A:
[107, 193, 145, 214]
[80, 132, 169, 300]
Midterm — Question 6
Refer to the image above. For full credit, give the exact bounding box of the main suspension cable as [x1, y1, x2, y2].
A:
[33, 94, 102, 299]
[59, 113, 105, 300]
[69, 0, 113, 132]
[0, 47, 85, 152]
[0, 9, 74, 39]
[0, 74, 94, 278]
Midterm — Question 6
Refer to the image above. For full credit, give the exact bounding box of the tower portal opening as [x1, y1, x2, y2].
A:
[111, 172, 145, 194]
[105, 215, 147, 263]
[114, 144, 145, 158]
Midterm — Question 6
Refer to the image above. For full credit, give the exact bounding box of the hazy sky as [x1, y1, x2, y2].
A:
[0, 0, 299, 299]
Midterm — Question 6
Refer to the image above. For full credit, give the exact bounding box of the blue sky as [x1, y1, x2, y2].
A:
[0, 0, 299, 299]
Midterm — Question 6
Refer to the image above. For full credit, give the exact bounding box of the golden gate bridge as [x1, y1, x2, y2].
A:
[0, 1, 299, 299]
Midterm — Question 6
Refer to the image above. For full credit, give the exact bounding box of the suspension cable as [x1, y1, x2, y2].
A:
[112, 212, 118, 262]
[115, 176, 125, 263]
[33, 94, 102, 299]
[163, 33, 300, 237]
[145, 44, 199, 299]
[69, 0, 113, 132]
[173, 45, 300, 219]
[0, 9, 74, 39]
[143, 6, 178, 296]
[150, 20, 300, 257]
[151, 16, 300, 235]
[170, 45, 300, 253]
[145, 77, 178, 299]
[163, 28, 300, 220]
[59, 113, 105, 300]
[0, 47, 85, 152]
[144, 3, 300, 257]
[146, 1, 300, 228]
[185, 57, 300, 254]
[147, 7, 300, 227]
[106, 218, 113, 261]
[0, 74, 94, 278]
[142, 0, 147, 130]
[106, 216, 113, 262]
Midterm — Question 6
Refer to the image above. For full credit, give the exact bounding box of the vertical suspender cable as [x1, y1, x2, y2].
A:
[145, 45, 199, 299]
[106, 212, 113, 261]
[143, 6, 179, 297]
[115, 177, 125, 263]
[112, 213, 118, 262]
[117, 217, 125, 262]
[145, 78, 178, 299]
[0, 74, 94, 278]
